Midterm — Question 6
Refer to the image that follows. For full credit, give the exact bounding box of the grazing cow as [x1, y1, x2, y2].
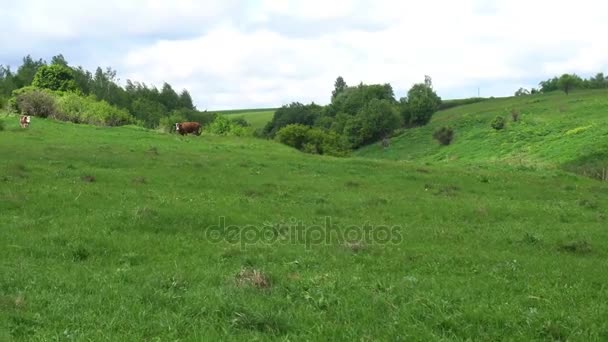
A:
[19, 115, 31, 128]
[175, 122, 202, 136]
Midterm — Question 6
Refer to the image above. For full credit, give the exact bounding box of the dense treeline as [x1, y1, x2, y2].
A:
[264, 76, 442, 155]
[0, 54, 201, 128]
[515, 72, 608, 96]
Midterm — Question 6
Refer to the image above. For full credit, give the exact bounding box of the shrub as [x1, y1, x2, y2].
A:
[263, 102, 322, 137]
[276, 124, 349, 156]
[433, 126, 454, 145]
[14, 89, 57, 118]
[491, 116, 506, 130]
[55, 93, 134, 126]
[276, 124, 310, 150]
[0, 119, 4, 131]
[207, 115, 246, 136]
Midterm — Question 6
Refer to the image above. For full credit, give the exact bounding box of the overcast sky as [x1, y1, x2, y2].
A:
[1, 0, 607, 109]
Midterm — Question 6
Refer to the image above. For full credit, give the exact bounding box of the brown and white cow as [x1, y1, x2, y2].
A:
[19, 115, 31, 128]
[175, 122, 202, 136]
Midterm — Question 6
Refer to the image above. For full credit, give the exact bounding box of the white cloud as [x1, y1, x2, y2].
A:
[2, 0, 608, 109]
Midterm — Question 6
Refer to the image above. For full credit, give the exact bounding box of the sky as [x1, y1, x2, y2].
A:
[1, 0, 607, 110]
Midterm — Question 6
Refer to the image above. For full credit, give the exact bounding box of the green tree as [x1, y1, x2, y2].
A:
[32, 64, 77, 92]
[178, 89, 195, 110]
[131, 97, 167, 128]
[400, 77, 441, 126]
[589, 72, 607, 89]
[263, 102, 322, 137]
[331, 76, 347, 100]
[343, 99, 401, 148]
[0, 65, 18, 99]
[539, 77, 559, 93]
[558, 74, 582, 95]
[51, 54, 69, 67]
[14, 55, 46, 88]
[160, 83, 180, 111]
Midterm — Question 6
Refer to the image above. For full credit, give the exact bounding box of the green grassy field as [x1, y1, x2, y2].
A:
[357, 90, 608, 179]
[1, 92, 608, 341]
[221, 110, 275, 131]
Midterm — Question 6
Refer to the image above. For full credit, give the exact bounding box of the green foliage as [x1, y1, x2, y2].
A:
[131, 97, 167, 128]
[0, 118, 4, 131]
[207, 115, 246, 136]
[433, 126, 454, 145]
[178, 89, 195, 110]
[275, 124, 310, 150]
[331, 76, 347, 100]
[343, 99, 401, 148]
[276, 124, 349, 156]
[491, 116, 506, 130]
[32, 64, 77, 92]
[55, 93, 135, 126]
[558, 74, 583, 95]
[400, 77, 442, 127]
[263, 102, 322, 137]
[14, 55, 45, 88]
[12, 87, 58, 118]
[514, 88, 530, 96]
[327, 83, 396, 117]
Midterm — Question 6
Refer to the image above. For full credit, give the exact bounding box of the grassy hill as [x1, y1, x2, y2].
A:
[222, 110, 275, 131]
[1, 107, 608, 340]
[357, 90, 608, 180]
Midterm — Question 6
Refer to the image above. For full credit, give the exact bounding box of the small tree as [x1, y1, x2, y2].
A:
[401, 77, 441, 127]
[331, 76, 347, 100]
[514, 88, 530, 96]
[32, 64, 77, 92]
[558, 74, 582, 95]
[491, 116, 506, 130]
[433, 127, 454, 145]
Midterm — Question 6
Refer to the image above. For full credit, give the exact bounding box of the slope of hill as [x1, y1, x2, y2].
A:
[223, 110, 275, 130]
[1, 114, 607, 340]
[356, 90, 608, 179]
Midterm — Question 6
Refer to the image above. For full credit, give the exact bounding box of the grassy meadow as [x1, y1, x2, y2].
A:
[221, 109, 276, 131]
[1, 91, 608, 340]
[357, 90, 608, 179]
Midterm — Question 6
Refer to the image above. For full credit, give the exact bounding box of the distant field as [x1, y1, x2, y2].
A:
[223, 110, 275, 131]
[1, 110, 608, 340]
[215, 108, 278, 115]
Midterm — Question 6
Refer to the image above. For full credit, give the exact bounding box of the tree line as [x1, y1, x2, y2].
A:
[263, 76, 442, 156]
[515, 72, 608, 96]
[0, 54, 200, 128]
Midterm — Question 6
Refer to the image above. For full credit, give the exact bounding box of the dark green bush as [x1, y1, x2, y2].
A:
[0, 119, 5, 131]
[263, 102, 322, 137]
[276, 124, 349, 156]
[491, 116, 506, 130]
[433, 126, 454, 145]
